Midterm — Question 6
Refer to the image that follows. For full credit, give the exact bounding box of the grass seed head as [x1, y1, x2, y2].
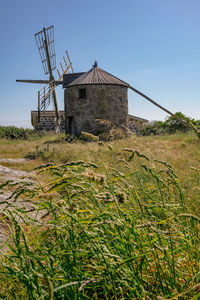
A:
[81, 170, 106, 183]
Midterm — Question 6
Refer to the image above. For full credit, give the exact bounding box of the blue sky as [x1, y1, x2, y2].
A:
[0, 0, 199, 128]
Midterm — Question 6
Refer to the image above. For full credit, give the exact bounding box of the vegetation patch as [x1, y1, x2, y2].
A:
[0, 126, 40, 140]
[142, 112, 200, 137]
[0, 148, 199, 299]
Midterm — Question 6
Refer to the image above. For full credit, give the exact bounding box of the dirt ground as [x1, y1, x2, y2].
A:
[0, 158, 42, 252]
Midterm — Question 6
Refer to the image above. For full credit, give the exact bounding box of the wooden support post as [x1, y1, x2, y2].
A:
[43, 27, 60, 132]
[38, 90, 41, 123]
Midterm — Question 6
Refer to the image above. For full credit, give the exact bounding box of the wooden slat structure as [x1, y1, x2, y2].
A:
[16, 25, 74, 132]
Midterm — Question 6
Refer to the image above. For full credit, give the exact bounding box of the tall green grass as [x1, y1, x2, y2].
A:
[0, 149, 199, 299]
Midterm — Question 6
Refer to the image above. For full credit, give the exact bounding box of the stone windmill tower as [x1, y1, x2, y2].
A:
[63, 62, 129, 136]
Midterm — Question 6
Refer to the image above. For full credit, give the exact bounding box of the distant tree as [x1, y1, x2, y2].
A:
[142, 112, 199, 136]
[165, 112, 191, 133]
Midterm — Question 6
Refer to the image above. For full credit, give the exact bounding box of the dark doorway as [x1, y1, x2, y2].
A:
[67, 116, 76, 135]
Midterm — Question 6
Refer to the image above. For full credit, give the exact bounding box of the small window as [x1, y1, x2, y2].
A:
[79, 88, 86, 99]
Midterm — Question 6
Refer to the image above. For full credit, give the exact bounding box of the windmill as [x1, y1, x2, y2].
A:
[16, 25, 74, 132]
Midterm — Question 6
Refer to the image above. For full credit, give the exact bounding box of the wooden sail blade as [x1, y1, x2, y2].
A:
[35, 26, 60, 131]
[35, 26, 56, 75]
[57, 50, 74, 81]
[16, 79, 51, 84]
[16, 79, 63, 85]
[38, 80, 56, 111]
[66, 50, 74, 73]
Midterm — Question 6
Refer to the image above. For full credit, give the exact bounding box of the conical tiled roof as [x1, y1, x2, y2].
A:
[67, 63, 129, 87]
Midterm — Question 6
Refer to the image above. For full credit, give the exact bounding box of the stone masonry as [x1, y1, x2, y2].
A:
[31, 111, 65, 132]
[128, 115, 149, 135]
[31, 111, 148, 134]
[64, 84, 128, 136]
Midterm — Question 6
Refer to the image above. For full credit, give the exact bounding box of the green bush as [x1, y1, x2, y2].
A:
[0, 126, 37, 140]
[142, 112, 200, 136]
[142, 120, 166, 136]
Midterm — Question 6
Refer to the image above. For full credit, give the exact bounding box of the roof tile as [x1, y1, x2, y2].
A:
[67, 65, 129, 87]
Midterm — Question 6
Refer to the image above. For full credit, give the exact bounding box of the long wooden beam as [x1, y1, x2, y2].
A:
[128, 85, 175, 117]
[128, 85, 200, 137]
[16, 79, 63, 85]
[16, 79, 50, 84]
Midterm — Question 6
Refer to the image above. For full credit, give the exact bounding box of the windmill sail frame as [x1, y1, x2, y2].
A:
[35, 25, 56, 75]
[35, 26, 59, 130]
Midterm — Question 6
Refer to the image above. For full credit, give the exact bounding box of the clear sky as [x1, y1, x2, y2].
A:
[0, 0, 199, 128]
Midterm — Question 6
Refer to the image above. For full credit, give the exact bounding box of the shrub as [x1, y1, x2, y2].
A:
[0, 126, 38, 140]
[142, 112, 200, 136]
[142, 121, 166, 136]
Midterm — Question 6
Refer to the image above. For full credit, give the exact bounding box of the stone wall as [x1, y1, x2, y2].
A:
[31, 111, 65, 132]
[64, 84, 128, 136]
[31, 109, 148, 135]
[128, 115, 149, 135]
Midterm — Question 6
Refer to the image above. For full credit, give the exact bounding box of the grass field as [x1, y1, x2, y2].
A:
[0, 132, 199, 299]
